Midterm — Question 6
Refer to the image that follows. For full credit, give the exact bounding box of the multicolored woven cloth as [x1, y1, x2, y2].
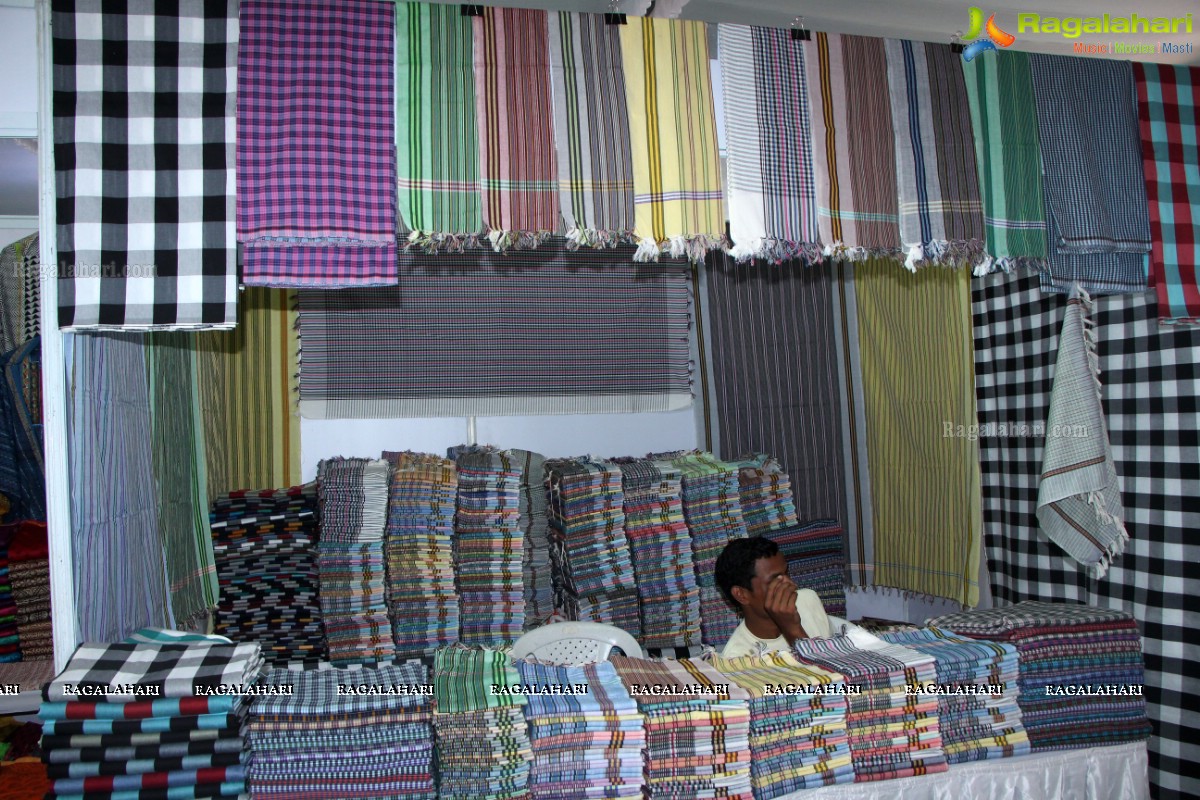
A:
[765, 520, 847, 618]
[52, 1, 238, 330]
[962, 50, 1048, 269]
[717, 25, 820, 263]
[620, 17, 725, 262]
[884, 40, 985, 270]
[803, 33, 901, 259]
[548, 12, 635, 247]
[1029, 54, 1150, 295]
[472, 7, 559, 250]
[396, 1, 484, 246]
[237, 0, 397, 287]
[1132, 62, 1200, 324]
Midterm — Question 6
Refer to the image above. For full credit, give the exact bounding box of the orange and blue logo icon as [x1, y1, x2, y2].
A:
[960, 7, 1016, 60]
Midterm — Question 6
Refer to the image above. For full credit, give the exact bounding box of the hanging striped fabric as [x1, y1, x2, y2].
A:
[884, 40, 985, 270]
[238, 0, 397, 287]
[396, 1, 484, 249]
[717, 25, 821, 263]
[803, 33, 902, 259]
[473, 6, 560, 250]
[621, 17, 725, 263]
[548, 11, 635, 247]
[961, 50, 1048, 269]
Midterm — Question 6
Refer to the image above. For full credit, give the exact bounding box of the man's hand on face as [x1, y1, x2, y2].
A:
[764, 573, 806, 643]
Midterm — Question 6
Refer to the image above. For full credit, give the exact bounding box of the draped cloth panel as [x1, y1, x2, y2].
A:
[0, 338, 45, 523]
[147, 334, 217, 627]
[548, 11, 635, 246]
[700, 251, 845, 525]
[1028, 54, 1150, 295]
[472, 6, 560, 246]
[396, 1, 483, 242]
[296, 242, 693, 418]
[884, 40, 985, 269]
[70, 333, 171, 641]
[195, 288, 300, 499]
[961, 50, 1048, 267]
[852, 260, 981, 605]
[803, 33, 901, 257]
[1132, 62, 1200, 324]
[717, 25, 820, 263]
[620, 17, 725, 262]
[972, 268, 1200, 799]
[238, 0, 397, 286]
[52, 0, 238, 329]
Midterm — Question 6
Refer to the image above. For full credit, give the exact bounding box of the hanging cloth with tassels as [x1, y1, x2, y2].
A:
[620, 17, 725, 263]
[802, 33, 902, 261]
[473, 6, 560, 252]
[548, 11, 636, 249]
[396, 1, 485, 251]
[884, 40, 987, 271]
[717, 24, 822, 263]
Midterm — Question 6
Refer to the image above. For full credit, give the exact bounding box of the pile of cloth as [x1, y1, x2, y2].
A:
[881, 627, 1029, 763]
[927, 601, 1152, 750]
[380, 451, 459, 657]
[545, 457, 640, 638]
[655, 451, 749, 647]
[2, 522, 51, 660]
[516, 659, 645, 799]
[617, 458, 702, 649]
[514, 449, 552, 631]
[433, 646, 532, 800]
[610, 654, 754, 800]
[734, 454, 800, 535]
[452, 447, 526, 646]
[793, 628, 948, 781]
[209, 485, 325, 664]
[40, 639, 262, 800]
[0, 522, 19, 662]
[317, 458, 395, 664]
[765, 519, 848, 618]
[246, 662, 435, 799]
[710, 651, 855, 795]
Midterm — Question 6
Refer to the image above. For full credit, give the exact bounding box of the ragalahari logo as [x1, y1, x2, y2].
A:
[959, 7, 1016, 61]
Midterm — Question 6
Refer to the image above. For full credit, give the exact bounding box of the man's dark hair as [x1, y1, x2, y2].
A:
[714, 536, 781, 609]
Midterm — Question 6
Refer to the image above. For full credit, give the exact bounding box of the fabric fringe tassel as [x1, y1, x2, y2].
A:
[405, 230, 485, 254]
[486, 229, 552, 253]
[727, 239, 829, 265]
[634, 234, 727, 264]
[563, 228, 634, 251]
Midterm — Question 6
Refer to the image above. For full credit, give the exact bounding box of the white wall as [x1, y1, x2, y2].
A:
[300, 409, 700, 482]
[0, 3, 37, 136]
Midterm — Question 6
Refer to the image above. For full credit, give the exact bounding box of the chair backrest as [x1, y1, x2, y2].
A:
[510, 621, 644, 664]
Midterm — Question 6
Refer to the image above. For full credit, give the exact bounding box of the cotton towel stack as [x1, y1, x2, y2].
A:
[381, 451, 459, 657]
[765, 520, 848, 618]
[610, 655, 754, 800]
[545, 458, 640, 638]
[927, 601, 1152, 751]
[0, 523, 18, 662]
[734, 454, 799, 535]
[318, 458, 395, 664]
[710, 651, 855, 795]
[40, 640, 263, 800]
[512, 449, 552, 631]
[246, 662, 435, 799]
[452, 447, 527, 646]
[655, 451, 749, 647]
[793, 629, 947, 782]
[209, 485, 325, 664]
[516, 659, 646, 799]
[433, 646, 533, 800]
[2, 522, 50, 660]
[879, 627, 1029, 764]
[617, 459, 702, 649]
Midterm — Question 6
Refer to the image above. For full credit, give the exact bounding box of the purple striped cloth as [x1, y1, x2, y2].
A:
[237, 0, 397, 287]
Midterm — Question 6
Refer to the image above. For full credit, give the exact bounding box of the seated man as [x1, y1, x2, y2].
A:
[715, 536, 831, 658]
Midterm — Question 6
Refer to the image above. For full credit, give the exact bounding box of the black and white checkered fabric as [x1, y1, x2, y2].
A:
[52, 0, 238, 330]
[45, 642, 264, 702]
[972, 267, 1200, 799]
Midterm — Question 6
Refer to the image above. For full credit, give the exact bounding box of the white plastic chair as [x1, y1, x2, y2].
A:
[510, 621, 643, 664]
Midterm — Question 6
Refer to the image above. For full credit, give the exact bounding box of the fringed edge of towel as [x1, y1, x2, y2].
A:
[404, 230, 487, 254]
[727, 239, 828, 265]
[633, 234, 729, 264]
[899, 239, 992, 272]
[845, 583, 971, 607]
[485, 229, 554, 253]
[971, 254, 1049, 278]
[819, 242, 903, 263]
[563, 228, 638, 250]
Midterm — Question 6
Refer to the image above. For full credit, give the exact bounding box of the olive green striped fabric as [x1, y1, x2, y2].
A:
[196, 288, 300, 498]
[853, 260, 981, 606]
[396, 1, 483, 241]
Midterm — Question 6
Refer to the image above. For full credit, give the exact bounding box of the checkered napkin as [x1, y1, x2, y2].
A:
[1036, 286, 1128, 577]
[52, 0, 238, 330]
[46, 642, 263, 702]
